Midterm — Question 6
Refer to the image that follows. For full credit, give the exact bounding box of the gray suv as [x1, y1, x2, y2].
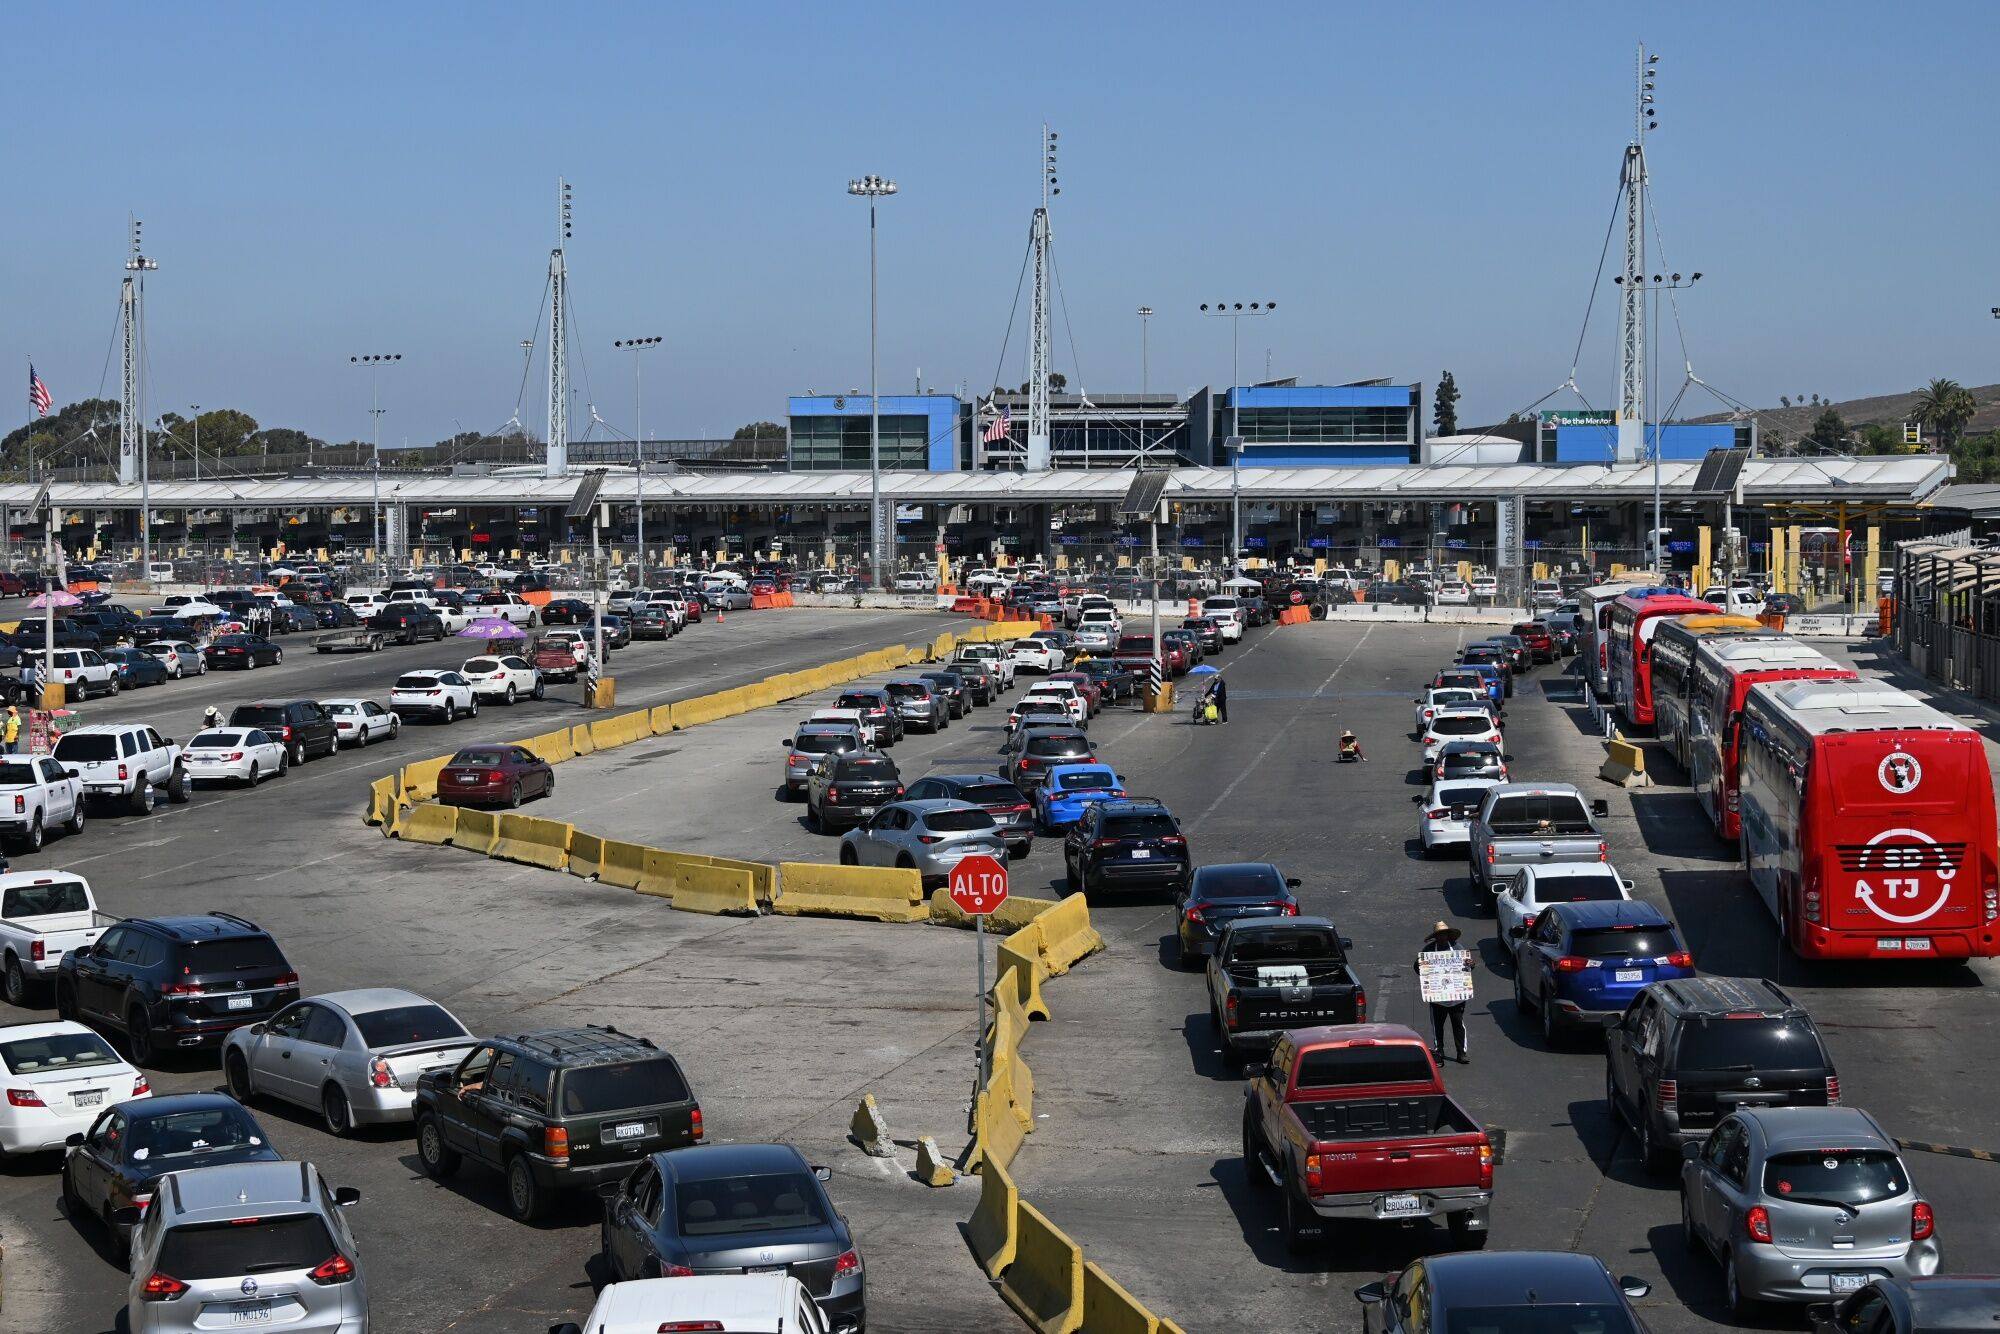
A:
[838, 798, 1010, 888]
[122, 1159, 367, 1333]
[1679, 1106, 1940, 1317]
[884, 679, 946, 733]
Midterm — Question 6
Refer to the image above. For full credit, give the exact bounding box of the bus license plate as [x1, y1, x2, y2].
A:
[1381, 1194, 1423, 1217]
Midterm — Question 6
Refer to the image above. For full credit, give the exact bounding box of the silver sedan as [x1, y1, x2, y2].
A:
[222, 988, 479, 1135]
[838, 798, 1010, 888]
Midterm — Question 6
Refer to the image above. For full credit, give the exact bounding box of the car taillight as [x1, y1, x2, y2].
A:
[1020, 758, 1040, 768]
[1554, 956, 1589, 973]
[1744, 1205, 1773, 1243]
[689, 1105, 703, 1141]
[1093, 838, 1121, 849]
[1596, 840, 1608, 862]
[1656, 1078, 1678, 1112]
[917, 835, 942, 845]
[1484, 845, 1495, 865]
[1303, 1150, 1325, 1193]
[369, 1057, 395, 1089]
[1825, 1074, 1841, 1104]
[1665, 951, 1693, 968]
[1427, 808, 1447, 818]
[30, 939, 44, 962]
[1911, 1200, 1934, 1241]
[159, 981, 205, 997]
[895, 785, 905, 796]
[833, 1247, 863, 1278]
[1355, 986, 1367, 1021]
[1804, 889, 1822, 924]
[309, 1253, 356, 1285]
[225, 752, 244, 762]
[1477, 1142, 1494, 1186]
[118, 764, 129, 782]
[1274, 901, 1299, 916]
[141, 1271, 188, 1301]
[1162, 835, 1187, 847]
[1183, 905, 1204, 923]
[1985, 863, 1998, 923]
[10, 795, 20, 814]
[827, 787, 840, 802]
[7, 1088, 46, 1107]
[280, 726, 293, 741]
[545, 1125, 569, 1161]
[1224, 993, 1239, 1029]
[132, 1075, 150, 1096]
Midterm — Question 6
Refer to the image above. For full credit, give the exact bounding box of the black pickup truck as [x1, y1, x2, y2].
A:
[1206, 917, 1367, 1069]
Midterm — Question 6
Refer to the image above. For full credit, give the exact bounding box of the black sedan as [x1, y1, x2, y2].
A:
[540, 597, 594, 626]
[203, 634, 283, 669]
[311, 601, 361, 629]
[598, 613, 633, 649]
[1174, 862, 1301, 967]
[599, 1142, 865, 1334]
[626, 605, 676, 640]
[62, 1093, 281, 1260]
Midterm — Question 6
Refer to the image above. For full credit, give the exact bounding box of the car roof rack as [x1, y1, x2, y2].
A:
[204, 910, 264, 933]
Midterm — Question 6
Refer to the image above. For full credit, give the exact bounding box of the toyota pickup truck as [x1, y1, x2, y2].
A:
[1466, 783, 1609, 895]
[1206, 917, 1366, 1068]
[0, 870, 113, 1005]
[1241, 1023, 1495, 1252]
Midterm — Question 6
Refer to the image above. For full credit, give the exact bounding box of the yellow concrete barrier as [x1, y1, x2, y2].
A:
[997, 933, 1052, 1020]
[635, 848, 762, 914]
[968, 1157, 1018, 1278]
[1033, 894, 1105, 977]
[741, 681, 780, 711]
[491, 815, 571, 870]
[971, 1084, 1025, 1172]
[365, 775, 400, 827]
[396, 802, 460, 845]
[399, 755, 451, 801]
[930, 889, 1060, 933]
[775, 863, 925, 922]
[454, 807, 501, 855]
[992, 963, 1037, 1057]
[569, 722, 596, 756]
[998, 1199, 1085, 1334]
[597, 839, 649, 889]
[1082, 1261, 1163, 1334]
[522, 728, 576, 765]
[568, 830, 605, 881]
[1599, 735, 1653, 789]
[589, 709, 652, 751]
[649, 703, 676, 734]
[990, 1017, 1034, 1130]
[932, 630, 957, 660]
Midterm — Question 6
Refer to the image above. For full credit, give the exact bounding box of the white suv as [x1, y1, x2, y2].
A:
[31, 649, 119, 700]
[51, 724, 190, 813]
[1199, 597, 1246, 642]
[459, 655, 543, 704]
[390, 671, 478, 723]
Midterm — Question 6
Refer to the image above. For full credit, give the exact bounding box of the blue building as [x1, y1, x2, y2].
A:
[1537, 411, 1754, 464]
[786, 394, 960, 472]
[1219, 382, 1420, 466]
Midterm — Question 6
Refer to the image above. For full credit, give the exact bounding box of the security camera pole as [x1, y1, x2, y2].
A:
[566, 471, 607, 705]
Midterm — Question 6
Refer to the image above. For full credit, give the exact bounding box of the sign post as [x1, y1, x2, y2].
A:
[949, 853, 1010, 1120]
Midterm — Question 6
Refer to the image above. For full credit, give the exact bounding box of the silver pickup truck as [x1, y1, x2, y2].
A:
[1467, 783, 1609, 895]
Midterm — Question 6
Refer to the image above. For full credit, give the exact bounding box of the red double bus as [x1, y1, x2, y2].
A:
[1737, 678, 1999, 960]
[1649, 614, 1767, 768]
[1606, 588, 1715, 728]
[1689, 636, 1855, 841]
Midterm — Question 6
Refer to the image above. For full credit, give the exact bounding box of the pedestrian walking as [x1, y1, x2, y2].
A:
[2, 706, 20, 754]
[1208, 673, 1229, 724]
[1414, 921, 1472, 1064]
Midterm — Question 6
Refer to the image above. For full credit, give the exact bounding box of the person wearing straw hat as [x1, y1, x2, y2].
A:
[1414, 920, 1471, 1063]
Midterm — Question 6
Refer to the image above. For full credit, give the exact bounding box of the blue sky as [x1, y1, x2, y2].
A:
[4, 1, 1995, 448]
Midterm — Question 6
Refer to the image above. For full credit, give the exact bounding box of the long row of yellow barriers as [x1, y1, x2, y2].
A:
[360, 618, 1184, 1332]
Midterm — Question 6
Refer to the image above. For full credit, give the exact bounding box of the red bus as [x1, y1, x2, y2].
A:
[1606, 588, 1715, 728]
[1649, 614, 1767, 768]
[1689, 636, 1855, 841]
[1737, 677, 1999, 960]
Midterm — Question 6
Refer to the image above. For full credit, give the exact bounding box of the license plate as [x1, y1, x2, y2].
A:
[228, 1304, 274, 1325]
[1614, 969, 1644, 982]
[1830, 1273, 1867, 1294]
[1902, 937, 1932, 951]
[1131, 849, 1152, 859]
[1876, 938, 1904, 951]
[746, 1264, 787, 1275]
[1381, 1193, 1423, 1217]
[609, 1121, 647, 1140]
[227, 994, 254, 1011]
[72, 1089, 104, 1107]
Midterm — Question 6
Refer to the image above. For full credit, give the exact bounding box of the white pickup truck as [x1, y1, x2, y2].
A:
[0, 871, 113, 1005]
[470, 592, 540, 626]
[0, 754, 86, 852]
[27, 649, 119, 700]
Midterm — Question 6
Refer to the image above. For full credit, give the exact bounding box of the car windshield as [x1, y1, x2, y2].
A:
[1229, 927, 1344, 964]
[187, 937, 286, 973]
[838, 757, 899, 780]
[1431, 715, 1493, 736]
[1056, 770, 1116, 791]
[924, 808, 996, 832]
[1676, 1016, 1826, 1071]
[1485, 794, 1593, 834]
[2, 879, 90, 916]
[675, 1170, 830, 1237]
[1100, 812, 1179, 838]
[464, 658, 501, 672]
[1027, 737, 1091, 759]
[1568, 926, 1678, 958]
[1445, 1307, 1638, 1334]
[157, 1213, 332, 1281]
[1762, 1150, 1909, 1206]
[187, 733, 247, 749]
[1430, 691, 1479, 709]
[52, 735, 117, 762]
[131, 1105, 267, 1163]
[1435, 785, 1492, 809]
[957, 782, 1024, 806]
[1295, 1045, 1433, 1088]
[1534, 875, 1626, 903]
[1, 1029, 120, 1074]
[352, 1004, 467, 1048]
[449, 750, 507, 768]
[395, 676, 440, 690]
[560, 1059, 691, 1114]
[1192, 866, 1283, 900]
[793, 734, 847, 755]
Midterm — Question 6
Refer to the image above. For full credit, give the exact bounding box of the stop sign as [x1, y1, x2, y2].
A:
[948, 854, 1009, 917]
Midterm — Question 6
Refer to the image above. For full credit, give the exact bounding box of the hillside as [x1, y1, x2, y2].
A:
[1690, 381, 2000, 442]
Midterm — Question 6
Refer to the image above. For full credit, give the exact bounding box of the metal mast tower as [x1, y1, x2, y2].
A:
[1615, 44, 1658, 464]
[545, 179, 572, 478]
[119, 218, 156, 487]
[1025, 126, 1058, 471]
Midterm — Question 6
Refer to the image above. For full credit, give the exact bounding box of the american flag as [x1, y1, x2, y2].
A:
[982, 404, 1011, 443]
[28, 365, 52, 417]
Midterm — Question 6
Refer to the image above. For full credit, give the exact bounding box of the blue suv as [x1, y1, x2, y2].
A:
[1457, 661, 1506, 708]
[1511, 900, 1692, 1044]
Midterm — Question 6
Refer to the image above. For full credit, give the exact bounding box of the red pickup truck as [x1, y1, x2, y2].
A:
[1241, 1023, 1495, 1253]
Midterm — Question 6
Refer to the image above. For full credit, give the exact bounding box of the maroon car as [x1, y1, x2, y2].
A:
[436, 744, 555, 807]
[1510, 620, 1556, 665]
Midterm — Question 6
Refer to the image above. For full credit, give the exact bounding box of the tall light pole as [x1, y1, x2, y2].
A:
[847, 173, 897, 585]
[1137, 306, 1154, 462]
[1613, 271, 1700, 567]
[349, 354, 402, 574]
[189, 405, 200, 485]
[1199, 301, 1275, 573]
[615, 336, 662, 577]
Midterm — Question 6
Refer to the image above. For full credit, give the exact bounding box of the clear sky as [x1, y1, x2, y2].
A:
[4, 1, 1995, 448]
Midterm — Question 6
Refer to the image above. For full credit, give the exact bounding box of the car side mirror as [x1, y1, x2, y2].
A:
[1285, 877, 1302, 888]
[781, 739, 793, 748]
[249, 1023, 266, 1035]
[1618, 1277, 1652, 1300]
[1339, 936, 1353, 950]
[1681, 1140, 1702, 1162]
[1354, 1281, 1388, 1306]
[812, 1165, 832, 1182]
[65, 1132, 84, 1148]
[1411, 794, 1424, 804]
[550, 1325, 584, 1334]
[1242, 1062, 1266, 1079]
[161, 737, 173, 746]
[1590, 799, 1610, 818]
[334, 1185, 361, 1206]
[1621, 879, 1636, 891]
[66, 768, 81, 780]
[112, 1205, 143, 1227]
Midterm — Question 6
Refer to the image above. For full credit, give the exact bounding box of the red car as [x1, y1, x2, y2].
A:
[1511, 621, 1556, 665]
[1114, 634, 1186, 677]
[436, 744, 555, 807]
[1046, 670, 1103, 715]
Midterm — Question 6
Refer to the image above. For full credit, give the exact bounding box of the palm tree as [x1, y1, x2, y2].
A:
[1912, 378, 1978, 450]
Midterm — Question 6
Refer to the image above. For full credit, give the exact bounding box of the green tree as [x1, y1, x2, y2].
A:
[1949, 429, 2000, 483]
[1, 397, 119, 470]
[1804, 407, 1850, 451]
[187, 408, 260, 456]
[732, 421, 785, 440]
[1857, 422, 1901, 453]
[1432, 371, 1460, 437]
[1912, 377, 1978, 450]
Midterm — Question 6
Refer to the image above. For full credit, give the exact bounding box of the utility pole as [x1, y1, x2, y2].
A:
[1137, 306, 1153, 461]
[546, 179, 572, 479]
[190, 405, 200, 484]
[122, 219, 158, 577]
[615, 336, 662, 577]
[1615, 43, 1658, 466]
[1200, 301, 1275, 574]
[350, 355, 401, 576]
[1026, 126, 1058, 471]
[846, 174, 898, 584]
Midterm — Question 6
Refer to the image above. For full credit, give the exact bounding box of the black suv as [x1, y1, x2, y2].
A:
[919, 669, 972, 718]
[805, 752, 904, 834]
[1605, 976, 1837, 1173]
[228, 700, 339, 765]
[948, 659, 998, 706]
[413, 1025, 701, 1222]
[833, 688, 903, 746]
[368, 605, 445, 644]
[1064, 799, 1190, 895]
[55, 912, 300, 1066]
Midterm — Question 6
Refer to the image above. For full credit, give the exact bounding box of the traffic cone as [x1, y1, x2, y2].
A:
[717, 607, 725, 624]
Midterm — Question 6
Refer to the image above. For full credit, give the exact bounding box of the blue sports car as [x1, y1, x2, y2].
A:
[1033, 763, 1126, 829]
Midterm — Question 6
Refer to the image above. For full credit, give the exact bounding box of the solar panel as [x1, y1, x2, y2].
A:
[564, 470, 606, 520]
[1119, 471, 1169, 518]
[1690, 447, 1749, 495]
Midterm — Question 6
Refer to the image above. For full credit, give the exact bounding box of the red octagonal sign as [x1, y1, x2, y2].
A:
[948, 854, 1009, 917]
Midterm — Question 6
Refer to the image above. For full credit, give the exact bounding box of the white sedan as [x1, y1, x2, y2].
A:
[1414, 686, 1485, 732]
[1019, 685, 1086, 725]
[460, 654, 544, 705]
[181, 727, 289, 786]
[1007, 639, 1065, 674]
[1417, 776, 1502, 856]
[1493, 862, 1636, 948]
[138, 640, 204, 678]
[322, 698, 401, 747]
[1421, 707, 1503, 762]
[0, 1021, 149, 1157]
[390, 670, 479, 723]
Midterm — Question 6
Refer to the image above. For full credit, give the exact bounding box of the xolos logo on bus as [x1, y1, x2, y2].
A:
[1878, 751, 1923, 795]
[1843, 827, 1963, 925]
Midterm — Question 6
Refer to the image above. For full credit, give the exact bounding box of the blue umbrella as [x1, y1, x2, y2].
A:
[1187, 664, 1220, 676]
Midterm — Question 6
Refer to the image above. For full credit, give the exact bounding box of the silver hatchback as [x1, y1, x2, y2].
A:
[124, 1158, 368, 1333]
[1680, 1106, 1940, 1315]
[839, 799, 1009, 887]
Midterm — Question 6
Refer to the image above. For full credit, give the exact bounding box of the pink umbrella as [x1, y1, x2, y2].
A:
[456, 616, 526, 640]
[28, 590, 81, 610]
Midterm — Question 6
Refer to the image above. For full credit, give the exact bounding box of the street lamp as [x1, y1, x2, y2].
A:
[614, 336, 663, 576]
[189, 405, 200, 485]
[1613, 272, 1701, 566]
[348, 354, 402, 574]
[847, 173, 898, 585]
[1199, 301, 1276, 573]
